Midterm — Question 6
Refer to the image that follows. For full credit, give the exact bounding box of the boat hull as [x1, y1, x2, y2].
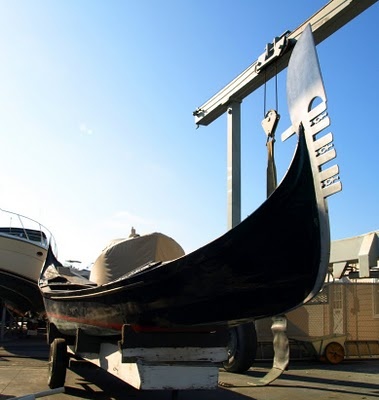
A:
[0, 235, 47, 281]
[0, 215, 51, 315]
[41, 25, 342, 338]
[42, 132, 321, 336]
[0, 271, 44, 315]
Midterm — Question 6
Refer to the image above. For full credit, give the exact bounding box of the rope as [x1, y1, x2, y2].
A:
[263, 66, 279, 117]
[275, 64, 279, 111]
[263, 70, 267, 117]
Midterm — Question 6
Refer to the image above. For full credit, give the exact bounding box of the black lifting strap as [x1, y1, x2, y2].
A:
[247, 110, 289, 387]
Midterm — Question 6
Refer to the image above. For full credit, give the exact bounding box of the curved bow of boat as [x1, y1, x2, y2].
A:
[285, 24, 342, 304]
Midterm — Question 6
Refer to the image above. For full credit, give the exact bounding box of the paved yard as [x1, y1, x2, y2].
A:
[0, 336, 378, 400]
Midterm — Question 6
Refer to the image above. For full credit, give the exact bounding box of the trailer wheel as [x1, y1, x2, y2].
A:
[223, 322, 257, 373]
[47, 338, 67, 388]
[324, 341, 345, 365]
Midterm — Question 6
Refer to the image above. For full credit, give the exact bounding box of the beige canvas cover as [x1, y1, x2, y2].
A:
[90, 232, 185, 285]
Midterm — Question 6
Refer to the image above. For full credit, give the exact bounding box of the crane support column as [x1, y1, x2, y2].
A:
[227, 101, 241, 229]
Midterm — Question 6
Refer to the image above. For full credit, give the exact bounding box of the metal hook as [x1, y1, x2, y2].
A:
[261, 109, 280, 142]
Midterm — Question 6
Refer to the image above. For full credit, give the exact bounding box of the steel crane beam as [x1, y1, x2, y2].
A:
[193, 0, 378, 126]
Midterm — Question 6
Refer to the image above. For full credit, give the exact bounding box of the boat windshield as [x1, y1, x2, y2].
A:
[0, 208, 55, 250]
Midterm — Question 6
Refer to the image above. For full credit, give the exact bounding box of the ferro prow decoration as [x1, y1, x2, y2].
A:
[283, 23, 342, 303]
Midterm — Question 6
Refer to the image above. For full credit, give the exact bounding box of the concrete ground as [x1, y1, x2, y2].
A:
[0, 335, 378, 400]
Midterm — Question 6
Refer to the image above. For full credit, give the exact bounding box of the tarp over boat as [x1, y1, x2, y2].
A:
[90, 232, 185, 285]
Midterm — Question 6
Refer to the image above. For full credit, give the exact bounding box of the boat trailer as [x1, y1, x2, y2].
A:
[47, 323, 229, 392]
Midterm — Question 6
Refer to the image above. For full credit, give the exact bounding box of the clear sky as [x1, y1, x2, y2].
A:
[0, 1, 378, 268]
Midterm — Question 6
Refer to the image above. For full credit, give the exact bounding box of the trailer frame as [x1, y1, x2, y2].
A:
[47, 323, 229, 391]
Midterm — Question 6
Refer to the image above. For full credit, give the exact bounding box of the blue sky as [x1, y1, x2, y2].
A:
[0, 1, 378, 267]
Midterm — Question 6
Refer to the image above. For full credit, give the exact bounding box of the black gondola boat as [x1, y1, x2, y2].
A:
[39, 25, 342, 338]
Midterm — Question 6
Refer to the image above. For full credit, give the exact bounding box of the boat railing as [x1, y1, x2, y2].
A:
[0, 208, 56, 251]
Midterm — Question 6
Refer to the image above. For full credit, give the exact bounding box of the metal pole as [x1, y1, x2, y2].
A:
[227, 101, 241, 229]
[1, 303, 6, 341]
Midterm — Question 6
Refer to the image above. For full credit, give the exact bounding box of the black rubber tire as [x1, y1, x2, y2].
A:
[223, 322, 257, 373]
[47, 338, 67, 389]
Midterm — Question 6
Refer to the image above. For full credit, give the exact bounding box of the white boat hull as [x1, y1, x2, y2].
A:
[0, 208, 55, 314]
[0, 235, 47, 282]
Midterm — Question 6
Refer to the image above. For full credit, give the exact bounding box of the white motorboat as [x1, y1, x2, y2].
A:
[0, 208, 55, 315]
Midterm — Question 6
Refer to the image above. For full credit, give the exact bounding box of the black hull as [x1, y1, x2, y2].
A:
[42, 132, 322, 336]
[0, 270, 44, 315]
[41, 25, 341, 338]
